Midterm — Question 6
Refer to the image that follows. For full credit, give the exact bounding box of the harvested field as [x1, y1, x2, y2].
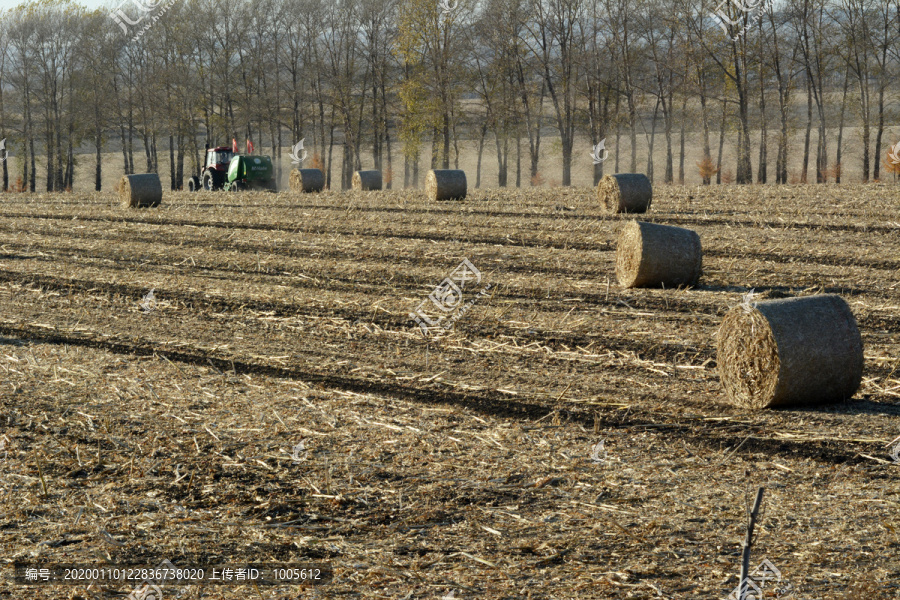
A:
[0, 184, 898, 599]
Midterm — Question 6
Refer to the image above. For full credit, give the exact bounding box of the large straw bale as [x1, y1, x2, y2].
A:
[717, 294, 863, 408]
[352, 170, 382, 191]
[616, 220, 702, 288]
[426, 169, 467, 201]
[118, 174, 162, 208]
[597, 173, 652, 213]
[289, 168, 325, 193]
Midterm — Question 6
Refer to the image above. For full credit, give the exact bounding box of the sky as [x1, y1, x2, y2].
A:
[0, 0, 112, 11]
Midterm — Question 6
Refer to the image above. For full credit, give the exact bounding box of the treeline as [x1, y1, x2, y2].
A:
[0, 0, 897, 192]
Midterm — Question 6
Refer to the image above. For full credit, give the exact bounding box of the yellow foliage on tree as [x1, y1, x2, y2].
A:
[393, 0, 467, 167]
[697, 156, 719, 183]
[397, 72, 440, 160]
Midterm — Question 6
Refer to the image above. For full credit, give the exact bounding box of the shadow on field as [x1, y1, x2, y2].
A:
[697, 283, 874, 298]
[0, 322, 889, 467]
[789, 398, 900, 418]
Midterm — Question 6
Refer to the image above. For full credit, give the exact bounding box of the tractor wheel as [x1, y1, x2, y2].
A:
[202, 171, 215, 191]
[187, 176, 200, 192]
[231, 180, 243, 192]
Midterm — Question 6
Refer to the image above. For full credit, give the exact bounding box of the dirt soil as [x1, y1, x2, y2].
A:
[0, 184, 898, 599]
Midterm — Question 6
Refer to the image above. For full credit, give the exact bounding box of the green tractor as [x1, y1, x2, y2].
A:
[187, 146, 276, 192]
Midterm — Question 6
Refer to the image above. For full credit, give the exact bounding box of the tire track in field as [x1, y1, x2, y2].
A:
[0, 256, 894, 334]
[1, 211, 612, 252]
[3, 215, 897, 278]
[0, 266, 725, 383]
[651, 214, 899, 234]
[0, 235, 616, 284]
[703, 247, 900, 272]
[3, 209, 897, 248]
[6, 218, 899, 277]
[0, 319, 885, 467]
[2, 265, 897, 382]
[4, 193, 898, 225]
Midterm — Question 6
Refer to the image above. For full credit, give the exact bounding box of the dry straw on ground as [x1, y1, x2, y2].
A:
[0, 185, 898, 599]
[615, 220, 702, 288]
[717, 294, 864, 409]
[597, 173, 652, 213]
[352, 170, 382, 191]
[289, 168, 325, 193]
[117, 173, 162, 208]
[425, 169, 467, 201]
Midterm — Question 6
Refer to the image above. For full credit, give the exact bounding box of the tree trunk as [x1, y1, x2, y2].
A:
[757, 73, 767, 184]
[383, 81, 393, 189]
[326, 120, 335, 189]
[495, 132, 508, 187]
[29, 136, 36, 191]
[716, 98, 726, 185]
[701, 93, 711, 185]
[614, 93, 621, 174]
[647, 98, 659, 183]
[45, 130, 54, 191]
[515, 132, 521, 187]
[663, 96, 673, 184]
[801, 81, 812, 183]
[835, 66, 849, 184]
[476, 123, 487, 188]
[442, 111, 450, 169]
[169, 134, 176, 190]
[628, 92, 637, 172]
[873, 83, 885, 181]
[678, 95, 686, 185]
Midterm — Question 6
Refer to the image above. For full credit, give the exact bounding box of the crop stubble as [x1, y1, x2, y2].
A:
[0, 184, 897, 598]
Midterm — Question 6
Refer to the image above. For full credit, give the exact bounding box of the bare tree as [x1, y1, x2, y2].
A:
[526, 0, 586, 186]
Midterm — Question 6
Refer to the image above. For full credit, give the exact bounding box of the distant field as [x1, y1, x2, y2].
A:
[0, 184, 898, 599]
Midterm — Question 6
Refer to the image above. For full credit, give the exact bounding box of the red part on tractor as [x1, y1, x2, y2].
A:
[187, 146, 234, 191]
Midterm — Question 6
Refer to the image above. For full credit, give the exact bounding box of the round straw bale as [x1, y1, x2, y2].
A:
[352, 170, 382, 191]
[616, 220, 701, 288]
[426, 169, 467, 201]
[717, 294, 863, 409]
[597, 173, 652, 213]
[289, 168, 325, 193]
[118, 174, 162, 208]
